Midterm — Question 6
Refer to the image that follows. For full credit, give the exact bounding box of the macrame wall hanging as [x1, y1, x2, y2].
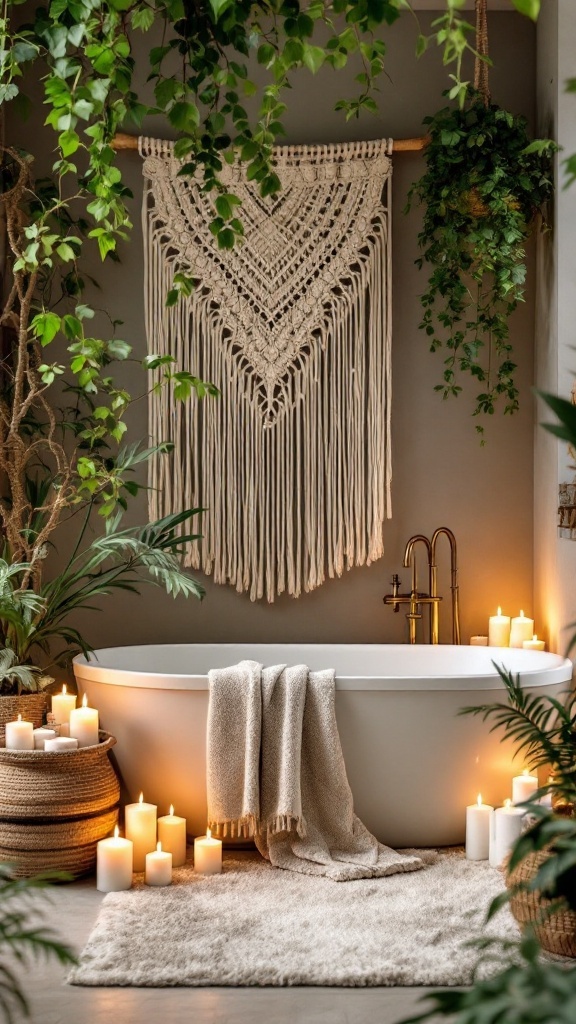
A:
[141, 136, 393, 602]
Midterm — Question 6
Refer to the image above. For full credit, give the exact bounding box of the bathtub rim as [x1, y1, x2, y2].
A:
[73, 643, 574, 693]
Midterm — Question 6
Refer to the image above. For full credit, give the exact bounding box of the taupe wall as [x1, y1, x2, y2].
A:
[12, 13, 538, 650]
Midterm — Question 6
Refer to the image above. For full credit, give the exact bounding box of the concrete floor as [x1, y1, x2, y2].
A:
[24, 874, 435, 1024]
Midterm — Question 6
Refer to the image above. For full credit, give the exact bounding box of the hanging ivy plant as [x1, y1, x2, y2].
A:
[407, 97, 556, 436]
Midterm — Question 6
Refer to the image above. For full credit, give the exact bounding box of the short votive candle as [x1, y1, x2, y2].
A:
[194, 828, 222, 875]
[512, 769, 538, 805]
[97, 826, 133, 892]
[145, 842, 172, 886]
[5, 714, 34, 750]
[51, 685, 77, 727]
[488, 607, 510, 647]
[523, 634, 545, 651]
[158, 805, 187, 867]
[33, 727, 57, 750]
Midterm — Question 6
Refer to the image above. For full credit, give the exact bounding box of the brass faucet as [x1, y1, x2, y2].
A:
[383, 527, 460, 645]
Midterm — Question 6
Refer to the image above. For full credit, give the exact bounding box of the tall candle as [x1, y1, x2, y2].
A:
[193, 828, 222, 875]
[125, 793, 157, 871]
[69, 693, 99, 747]
[509, 610, 534, 649]
[97, 826, 133, 892]
[488, 607, 510, 647]
[51, 684, 77, 727]
[523, 634, 545, 651]
[512, 769, 538, 805]
[158, 805, 187, 867]
[5, 714, 34, 750]
[145, 841, 172, 886]
[489, 800, 526, 868]
[33, 727, 57, 750]
[465, 794, 493, 861]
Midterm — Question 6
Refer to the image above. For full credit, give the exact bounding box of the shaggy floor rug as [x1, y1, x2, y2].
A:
[69, 849, 522, 988]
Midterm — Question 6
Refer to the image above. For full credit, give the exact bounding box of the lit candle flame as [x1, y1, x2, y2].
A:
[523, 769, 529, 777]
[82, 693, 88, 708]
[504, 798, 511, 808]
[533, 634, 538, 642]
[62, 684, 67, 695]
[157, 841, 162, 852]
[477, 794, 482, 807]
[114, 825, 119, 839]
[169, 804, 174, 816]
[497, 606, 501, 616]
[207, 827, 212, 839]
[17, 713, 22, 722]
[139, 792, 144, 804]
[520, 610, 524, 618]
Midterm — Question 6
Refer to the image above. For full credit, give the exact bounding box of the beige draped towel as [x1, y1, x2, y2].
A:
[207, 661, 424, 882]
[141, 137, 393, 602]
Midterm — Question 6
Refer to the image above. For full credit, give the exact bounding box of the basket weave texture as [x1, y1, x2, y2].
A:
[507, 849, 576, 958]
[0, 693, 48, 746]
[0, 730, 120, 879]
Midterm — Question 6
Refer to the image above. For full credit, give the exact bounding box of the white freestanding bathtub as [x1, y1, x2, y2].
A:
[73, 644, 573, 848]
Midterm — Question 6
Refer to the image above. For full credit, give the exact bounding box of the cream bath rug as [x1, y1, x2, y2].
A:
[69, 850, 524, 988]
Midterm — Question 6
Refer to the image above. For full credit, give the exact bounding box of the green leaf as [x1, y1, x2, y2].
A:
[169, 100, 200, 133]
[59, 129, 80, 157]
[511, 0, 540, 19]
[132, 6, 155, 30]
[302, 44, 325, 75]
[208, 0, 234, 20]
[31, 312, 61, 347]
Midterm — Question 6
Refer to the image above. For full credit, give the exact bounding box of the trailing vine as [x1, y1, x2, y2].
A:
[408, 97, 556, 435]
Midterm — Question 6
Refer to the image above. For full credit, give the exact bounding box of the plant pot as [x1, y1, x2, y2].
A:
[0, 730, 120, 879]
[506, 849, 576, 957]
[0, 693, 48, 746]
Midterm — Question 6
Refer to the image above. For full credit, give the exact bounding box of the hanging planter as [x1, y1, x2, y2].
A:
[408, 0, 556, 436]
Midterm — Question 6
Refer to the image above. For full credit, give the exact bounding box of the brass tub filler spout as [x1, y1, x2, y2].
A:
[383, 527, 460, 645]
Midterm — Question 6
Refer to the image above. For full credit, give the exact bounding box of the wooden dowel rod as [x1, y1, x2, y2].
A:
[111, 132, 428, 154]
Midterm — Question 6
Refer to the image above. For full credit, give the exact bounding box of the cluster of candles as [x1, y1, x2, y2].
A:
[470, 609, 545, 650]
[4, 686, 99, 751]
[465, 769, 549, 866]
[97, 795, 222, 892]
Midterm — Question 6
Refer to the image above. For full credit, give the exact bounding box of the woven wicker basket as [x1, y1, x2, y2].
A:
[0, 693, 48, 746]
[0, 730, 120, 879]
[507, 849, 576, 957]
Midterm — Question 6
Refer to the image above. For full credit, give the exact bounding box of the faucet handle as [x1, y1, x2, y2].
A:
[391, 573, 401, 588]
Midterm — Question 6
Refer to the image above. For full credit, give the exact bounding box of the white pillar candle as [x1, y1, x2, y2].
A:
[194, 828, 222, 875]
[97, 826, 133, 892]
[5, 714, 34, 750]
[44, 736, 79, 751]
[69, 693, 99, 747]
[145, 841, 172, 886]
[51, 684, 77, 726]
[489, 800, 526, 868]
[488, 607, 510, 647]
[125, 793, 157, 871]
[158, 805, 187, 867]
[470, 635, 488, 646]
[512, 769, 538, 805]
[522, 634, 546, 651]
[465, 794, 493, 861]
[33, 727, 57, 749]
[509, 610, 534, 649]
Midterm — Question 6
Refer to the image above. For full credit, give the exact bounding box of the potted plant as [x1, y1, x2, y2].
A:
[407, 95, 556, 438]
